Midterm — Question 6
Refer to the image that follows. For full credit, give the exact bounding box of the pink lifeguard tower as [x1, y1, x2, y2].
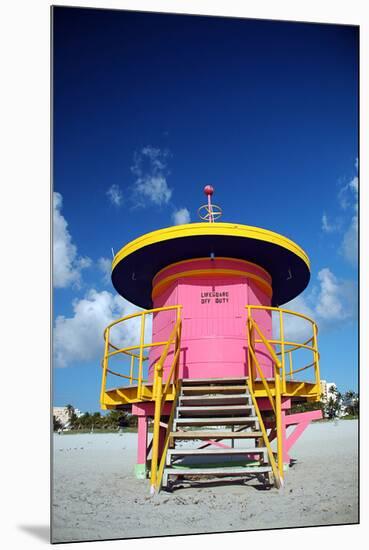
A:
[100, 187, 322, 492]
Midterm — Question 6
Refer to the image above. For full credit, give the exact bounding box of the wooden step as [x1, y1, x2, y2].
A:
[163, 465, 271, 486]
[181, 385, 248, 395]
[168, 447, 267, 456]
[170, 431, 263, 440]
[177, 405, 254, 416]
[166, 447, 268, 465]
[175, 416, 258, 426]
[182, 377, 247, 386]
[179, 395, 251, 406]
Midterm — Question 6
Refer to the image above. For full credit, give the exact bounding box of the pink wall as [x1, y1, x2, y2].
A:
[148, 258, 273, 381]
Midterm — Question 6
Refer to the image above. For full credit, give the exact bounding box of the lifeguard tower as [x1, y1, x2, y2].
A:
[100, 186, 322, 493]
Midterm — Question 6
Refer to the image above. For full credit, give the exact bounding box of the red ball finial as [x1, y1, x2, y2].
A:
[204, 185, 214, 196]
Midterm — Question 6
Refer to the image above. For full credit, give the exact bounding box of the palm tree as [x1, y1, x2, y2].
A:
[64, 404, 76, 428]
[65, 404, 74, 418]
[53, 415, 62, 432]
[343, 390, 359, 416]
[325, 386, 343, 418]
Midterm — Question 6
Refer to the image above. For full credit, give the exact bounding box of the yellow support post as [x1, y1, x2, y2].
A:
[247, 310, 254, 394]
[129, 355, 135, 385]
[174, 320, 182, 385]
[248, 345, 276, 413]
[137, 313, 146, 400]
[279, 310, 286, 393]
[313, 323, 321, 395]
[274, 363, 284, 480]
[155, 380, 182, 492]
[150, 363, 163, 494]
[174, 307, 181, 384]
[99, 327, 110, 409]
[248, 381, 281, 489]
[288, 351, 293, 380]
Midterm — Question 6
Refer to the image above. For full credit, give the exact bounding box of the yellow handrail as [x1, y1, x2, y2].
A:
[100, 305, 182, 409]
[129, 355, 134, 385]
[288, 362, 316, 376]
[247, 304, 318, 326]
[260, 339, 316, 353]
[106, 341, 172, 358]
[103, 369, 147, 383]
[247, 316, 283, 479]
[150, 316, 182, 493]
[279, 309, 286, 392]
[155, 380, 182, 492]
[248, 339, 276, 414]
[105, 305, 182, 331]
[312, 322, 321, 394]
[288, 350, 293, 379]
[100, 326, 110, 409]
[247, 378, 281, 489]
[246, 305, 320, 388]
[137, 313, 145, 399]
[250, 318, 282, 368]
[155, 321, 183, 493]
[246, 305, 321, 481]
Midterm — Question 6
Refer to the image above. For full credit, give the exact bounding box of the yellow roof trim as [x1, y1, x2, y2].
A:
[112, 222, 310, 271]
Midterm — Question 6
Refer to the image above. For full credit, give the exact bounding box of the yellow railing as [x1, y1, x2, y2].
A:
[247, 378, 282, 488]
[246, 305, 321, 484]
[150, 314, 182, 493]
[100, 305, 182, 408]
[247, 315, 284, 484]
[246, 305, 321, 395]
[101, 303, 320, 491]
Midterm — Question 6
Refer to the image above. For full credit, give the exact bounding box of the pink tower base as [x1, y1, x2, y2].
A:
[132, 402, 322, 478]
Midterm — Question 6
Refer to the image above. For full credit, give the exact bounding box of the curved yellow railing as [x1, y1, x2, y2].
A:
[246, 305, 321, 483]
[100, 305, 182, 407]
[150, 318, 182, 493]
[246, 305, 321, 393]
[100, 305, 182, 493]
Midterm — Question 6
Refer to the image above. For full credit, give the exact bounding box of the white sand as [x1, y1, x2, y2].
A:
[52, 419, 358, 543]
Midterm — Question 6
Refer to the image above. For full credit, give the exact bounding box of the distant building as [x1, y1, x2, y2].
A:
[320, 380, 337, 402]
[53, 407, 70, 427]
[320, 381, 347, 417]
[53, 406, 83, 427]
[342, 393, 359, 415]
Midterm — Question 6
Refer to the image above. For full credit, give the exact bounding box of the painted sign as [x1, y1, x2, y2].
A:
[200, 289, 229, 304]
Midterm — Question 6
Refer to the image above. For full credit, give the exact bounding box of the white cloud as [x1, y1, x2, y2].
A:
[131, 146, 172, 206]
[98, 257, 112, 285]
[338, 174, 358, 211]
[172, 207, 191, 225]
[53, 192, 92, 288]
[279, 267, 357, 343]
[54, 290, 152, 368]
[315, 268, 347, 320]
[342, 215, 358, 265]
[106, 184, 123, 207]
[338, 186, 351, 210]
[349, 175, 358, 195]
[321, 213, 339, 233]
[340, 167, 358, 265]
[322, 160, 358, 267]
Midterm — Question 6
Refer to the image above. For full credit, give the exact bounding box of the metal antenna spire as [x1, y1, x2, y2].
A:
[198, 185, 222, 222]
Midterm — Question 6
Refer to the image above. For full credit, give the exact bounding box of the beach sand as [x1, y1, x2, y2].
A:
[52, 419, 358, 543]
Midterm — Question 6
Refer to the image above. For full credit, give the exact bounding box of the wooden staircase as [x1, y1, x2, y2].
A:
[161, 377, 275, 490]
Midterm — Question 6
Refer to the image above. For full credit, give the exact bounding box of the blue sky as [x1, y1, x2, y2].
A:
[53, 7, 358, 412]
